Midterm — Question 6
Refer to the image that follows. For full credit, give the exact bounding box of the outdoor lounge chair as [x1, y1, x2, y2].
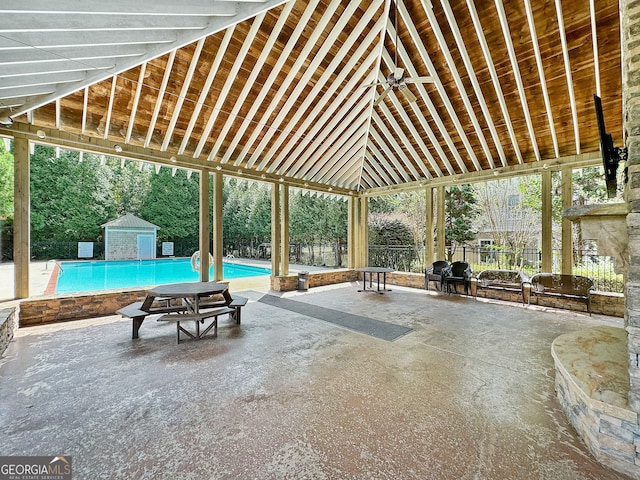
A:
[443, 261, 472, 295]
[425, 260, 449, 291]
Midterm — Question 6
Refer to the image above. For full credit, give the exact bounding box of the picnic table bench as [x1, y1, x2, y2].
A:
[525, 273, 594, 314]
[116, 282, 248, 340]
[473, 269, 529, 303]
[157, 306, 236, 344]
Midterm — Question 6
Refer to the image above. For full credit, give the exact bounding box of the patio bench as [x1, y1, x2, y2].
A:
[473, 269, 529, 303]
[117, 300, 188, 339]
[526, 273, 594, 314]
[198, 295, 248, 324]
[157, 307, 236, 344]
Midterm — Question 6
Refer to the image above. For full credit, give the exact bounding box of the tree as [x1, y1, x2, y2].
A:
[445, 185, 478, 261]
[30, 147, 114, 241]
[139, 168, 199, 242]
[0, 140, 13, 220]
[474, 177, 540, 269]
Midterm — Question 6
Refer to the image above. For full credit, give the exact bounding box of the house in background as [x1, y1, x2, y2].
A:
[101, 214, 159, 261]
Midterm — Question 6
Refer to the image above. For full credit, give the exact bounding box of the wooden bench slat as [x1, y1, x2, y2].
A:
[157, 307, 235, 323]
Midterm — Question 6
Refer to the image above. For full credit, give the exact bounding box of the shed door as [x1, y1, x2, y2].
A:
[137, 234, 155, 260]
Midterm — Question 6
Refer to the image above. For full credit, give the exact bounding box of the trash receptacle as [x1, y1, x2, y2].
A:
[298, 271, 309, 291]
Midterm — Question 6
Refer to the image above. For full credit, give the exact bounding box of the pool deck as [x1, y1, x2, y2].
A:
[0, 283, 629, 479]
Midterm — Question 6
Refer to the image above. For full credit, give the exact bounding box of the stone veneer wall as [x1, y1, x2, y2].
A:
[624, 0, 640, 414]
[552, 327, 639, 479]
[19, 289, 148, 327]
[0, 307, 17, 357]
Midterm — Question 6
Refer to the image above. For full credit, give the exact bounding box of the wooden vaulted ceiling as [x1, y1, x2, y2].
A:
[0, 0, 623, 195]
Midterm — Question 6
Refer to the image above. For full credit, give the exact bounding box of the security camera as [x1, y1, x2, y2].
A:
[0, 116, 13, 126]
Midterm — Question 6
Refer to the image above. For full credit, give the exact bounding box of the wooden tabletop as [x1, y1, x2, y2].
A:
[148, 281, 228, 298]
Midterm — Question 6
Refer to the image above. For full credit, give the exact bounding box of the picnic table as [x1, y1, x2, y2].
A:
[117, 281, 247, 343]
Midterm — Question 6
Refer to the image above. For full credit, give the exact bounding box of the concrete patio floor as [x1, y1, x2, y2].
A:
[0, 283, 630, 479]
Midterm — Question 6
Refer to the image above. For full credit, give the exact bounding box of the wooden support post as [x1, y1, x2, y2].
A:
[281, 184, 289, 276]
[561, 167, 573, 275]
[271, 183, 281, 277]
[347, 196, 356, 269]
[436, 185, 446, 261]
[425, 187, 434, 266]
[14, 137, 29, 299]
[541, 170, 552, 273]
[212, 171, 223, 282]
[199, 169, 211, 282]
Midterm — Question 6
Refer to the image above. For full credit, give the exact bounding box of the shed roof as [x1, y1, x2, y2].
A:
[101, 214, 160, 230]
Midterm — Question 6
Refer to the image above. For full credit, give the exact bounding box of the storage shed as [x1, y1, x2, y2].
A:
[102, 214, 160, 261]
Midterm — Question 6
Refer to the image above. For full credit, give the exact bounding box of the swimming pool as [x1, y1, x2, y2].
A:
[54, 258, 271, 293]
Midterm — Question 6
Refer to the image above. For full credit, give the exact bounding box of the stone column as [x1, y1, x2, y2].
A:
[623, 0, 640, 412]
[347, 196, 356, 269]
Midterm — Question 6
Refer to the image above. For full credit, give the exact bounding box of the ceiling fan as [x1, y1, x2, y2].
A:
[363, 0, 434, 106]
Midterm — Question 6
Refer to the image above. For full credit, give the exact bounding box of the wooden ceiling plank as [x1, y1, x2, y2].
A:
[524, 0, 559, 159]
[0, 30, 178, 50]
[183, 24, 239, 156]
[0, 14, 210, 32]
[4, 1, 244, 16]
[282, 48, 381, 176]
[362, 159, 383, 188]
[465, 0, 522, 164]
[160, 37, 206, 151]
[438, 0, 507, 168]
[375, 92, 427, 179]
[378, 53, 440, 177]
[81, 86, 88, 134]
[223, 0, 322, 165]
[417, 0, 491, 170]
[206, 1, 296, 162]
[288, 94, 371, 178]
[325, 147, 364, 187]
[364, 152, 387, 188]
[125, 62, 147, 144]
[314, 134, 367, 186]
[370, 115, 413, 183]
[101, 75, 117, 139]
[554, 0, 580, 154]
[590, 0, 600, 96]
[3, 0, 287, 118]
[366, 142, 400, 185]
[0, 85, 55, 101]
[494, 0, 540, 161]
[379, 50, 453, 177]
[306, 125, 369, 180]
[389, 18, 467, 174]
[144, 50, 177, 148]
[252, 0, 383, 171]
[0, 71, 87, 90]
[195, 16, 267, 158]
[240, 0, 344, 169]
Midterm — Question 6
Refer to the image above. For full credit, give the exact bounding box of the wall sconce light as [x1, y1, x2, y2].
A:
[36, 130, 46, 139]
[114, 144, 123, 153]
[237, 169, 243, 174]
[215, 165, 222, 171]
[169, 156, 177, 163]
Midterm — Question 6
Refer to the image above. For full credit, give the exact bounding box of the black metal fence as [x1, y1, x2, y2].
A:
[3, 239, 624, 293]
[368, 244, 624, 294]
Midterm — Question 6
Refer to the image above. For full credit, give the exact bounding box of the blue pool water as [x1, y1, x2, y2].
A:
[55, 258, 271, 293]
